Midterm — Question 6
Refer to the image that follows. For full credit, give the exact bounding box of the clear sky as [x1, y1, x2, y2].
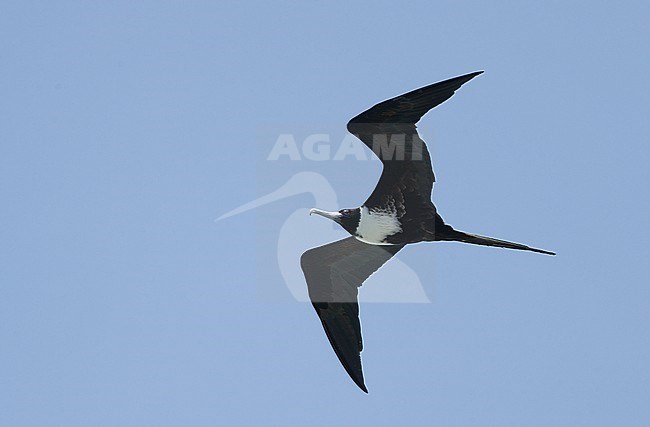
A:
[2, 1, 649, 425]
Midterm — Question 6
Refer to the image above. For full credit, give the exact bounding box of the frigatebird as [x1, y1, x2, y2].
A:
[301, 71, 555, 393]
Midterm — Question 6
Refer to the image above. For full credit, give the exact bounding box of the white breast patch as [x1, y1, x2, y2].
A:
[354, 205, 402, 245]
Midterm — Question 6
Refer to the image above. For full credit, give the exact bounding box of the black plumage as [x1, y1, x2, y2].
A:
[303, 72, 555, 392]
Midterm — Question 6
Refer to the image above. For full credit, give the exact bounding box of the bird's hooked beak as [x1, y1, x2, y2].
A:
[309, 208, 341, 221]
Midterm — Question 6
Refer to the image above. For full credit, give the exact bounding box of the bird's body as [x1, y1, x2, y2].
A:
[302, 71, 555, 393]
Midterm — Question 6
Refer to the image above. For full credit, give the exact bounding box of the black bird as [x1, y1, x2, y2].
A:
[302, 71, 555, 393]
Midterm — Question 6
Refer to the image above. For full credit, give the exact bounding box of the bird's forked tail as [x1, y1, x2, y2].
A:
[440, 229, 555, 255]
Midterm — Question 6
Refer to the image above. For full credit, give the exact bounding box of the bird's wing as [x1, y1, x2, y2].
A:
[347, 71, 483, 210]
[300, 237, 404, 393]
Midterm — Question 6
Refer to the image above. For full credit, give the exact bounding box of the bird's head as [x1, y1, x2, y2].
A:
[309, 207, 361, 235]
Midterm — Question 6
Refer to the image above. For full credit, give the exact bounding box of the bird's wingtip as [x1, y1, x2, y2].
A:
[358, 383, 369, 393]
[459, 70, 484, 82]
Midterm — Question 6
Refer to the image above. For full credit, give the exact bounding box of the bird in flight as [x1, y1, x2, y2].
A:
[301, 71, 555, 393]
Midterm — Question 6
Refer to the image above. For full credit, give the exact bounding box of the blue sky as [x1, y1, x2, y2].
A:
[1, 1, 649, 425]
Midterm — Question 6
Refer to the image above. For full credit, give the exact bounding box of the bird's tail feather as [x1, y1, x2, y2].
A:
[442, 229, 556, 255]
